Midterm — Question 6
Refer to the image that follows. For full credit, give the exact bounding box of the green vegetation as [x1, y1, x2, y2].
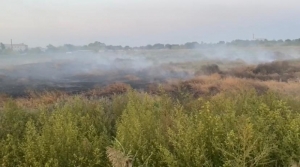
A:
[0, 88, 300, 166]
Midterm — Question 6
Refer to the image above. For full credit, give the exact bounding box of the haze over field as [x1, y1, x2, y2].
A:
[1, 0, 300, 96]
[1, 0, 300, 47]
[3, 1, 300, 167]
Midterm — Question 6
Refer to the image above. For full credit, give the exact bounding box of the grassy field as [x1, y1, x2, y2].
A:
[1, 85, 300, 166]
[1, 48, 300, 166]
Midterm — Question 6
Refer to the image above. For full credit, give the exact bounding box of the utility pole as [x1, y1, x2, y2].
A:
[11, 39, 13, 50]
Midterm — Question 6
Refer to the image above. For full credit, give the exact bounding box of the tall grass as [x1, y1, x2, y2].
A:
[0, 88, 300, 166]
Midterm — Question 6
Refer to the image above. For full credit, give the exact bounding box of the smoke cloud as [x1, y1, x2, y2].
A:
[0, 46, 299, 96]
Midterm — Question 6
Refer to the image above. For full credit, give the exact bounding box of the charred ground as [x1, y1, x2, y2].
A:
[0, 47, 300, 97]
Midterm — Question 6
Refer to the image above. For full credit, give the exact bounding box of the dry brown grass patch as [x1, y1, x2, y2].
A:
[106, 147, 133, 167]
[15, 90, 68, 108]
[86, 83, 131, 97]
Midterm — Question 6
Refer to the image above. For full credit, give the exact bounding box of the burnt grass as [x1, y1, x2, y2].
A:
[1, 59, 300, 98]
[0, 61, 191, 97]
[0, 76, 156, 98]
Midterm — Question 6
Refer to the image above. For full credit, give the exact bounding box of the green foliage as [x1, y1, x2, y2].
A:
[0, 100, 36, 139]
[114, 90, 300, 166]
[0, 97, 112, 166]
[114, 92, 163, 166]
[0, 90, 300, 166]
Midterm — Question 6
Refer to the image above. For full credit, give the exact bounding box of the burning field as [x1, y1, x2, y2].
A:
[0, 53, 193, 97]
[0, 47, 300, 97]
[2, 47, 300, 167]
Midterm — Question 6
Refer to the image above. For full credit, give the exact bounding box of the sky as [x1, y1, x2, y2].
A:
[1, 0, 300, 47]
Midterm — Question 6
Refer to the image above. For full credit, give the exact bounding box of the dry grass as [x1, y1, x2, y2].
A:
[160, 74, 244, 97]
[291, 160, 300, 167]
[148, 73, 300, 98]
[0, 94, 10, 107]
[227, 60, 300, 82]
[15, 90, 68, 108]
[264, 80, 300, 98]
[85, 83, 131, 98]
[106, 147, 133, 167]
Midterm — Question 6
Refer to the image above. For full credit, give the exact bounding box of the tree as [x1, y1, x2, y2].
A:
[285, 39, 292, 42]
[170, 44, 180, 49]
[145, 44, 153, 50]
[184, 42, 200, 49]
[152, 43, 165, 49]
[218, 41, 225, 45]
[46, 44, 57, 52]
[165, 44, 172, 49]
[124, 46, 131, 50]
[88, 41, 106, 51]
[64, 44, 76, 51]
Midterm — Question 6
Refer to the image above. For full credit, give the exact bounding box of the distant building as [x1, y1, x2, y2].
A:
[4, 43, 28, 51]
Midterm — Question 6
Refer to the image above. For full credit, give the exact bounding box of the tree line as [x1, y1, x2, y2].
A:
[42, 38, 300, 53]
[1, 38, 300, 54]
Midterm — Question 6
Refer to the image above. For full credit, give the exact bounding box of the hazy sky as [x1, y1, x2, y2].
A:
[1, 0, 300, 47]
